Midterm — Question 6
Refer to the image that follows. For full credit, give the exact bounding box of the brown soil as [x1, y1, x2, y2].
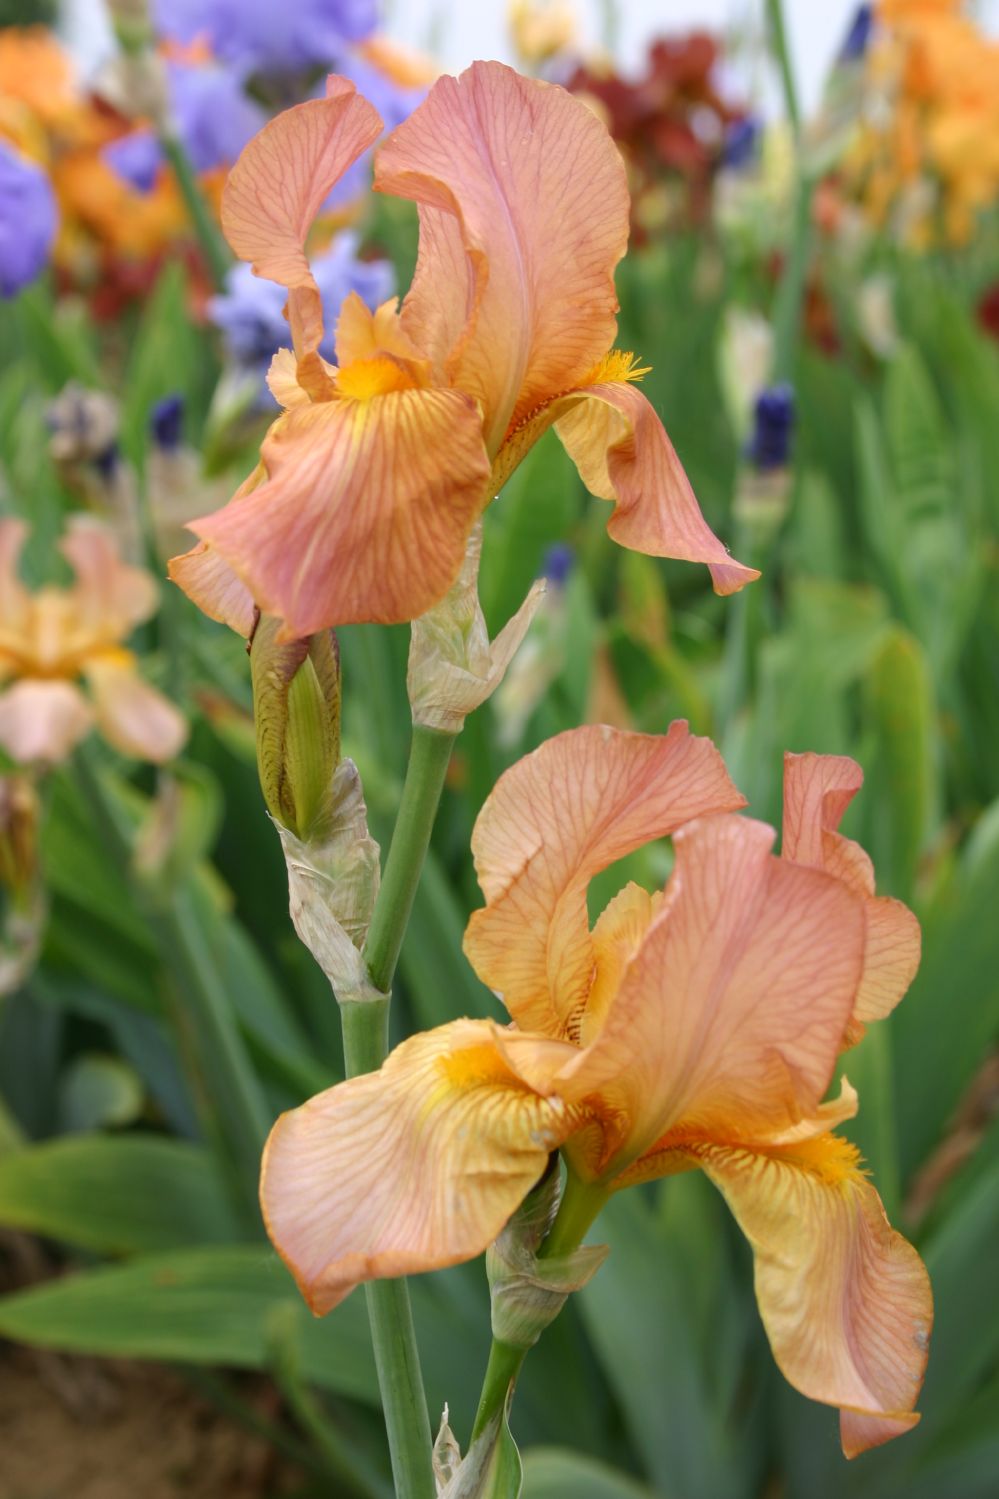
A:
[0, 1348, 304, 1499]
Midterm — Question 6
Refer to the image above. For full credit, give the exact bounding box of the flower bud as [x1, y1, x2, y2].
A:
[250, 616, 341, 843]
[408, 524, 544, 735]
[486, 1166, 607, 1351]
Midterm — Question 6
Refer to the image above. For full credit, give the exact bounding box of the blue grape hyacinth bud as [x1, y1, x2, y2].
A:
[746, 384, 795, 471]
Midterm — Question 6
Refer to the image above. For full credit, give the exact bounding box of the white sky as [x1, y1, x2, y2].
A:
[66, 0, 999, 113]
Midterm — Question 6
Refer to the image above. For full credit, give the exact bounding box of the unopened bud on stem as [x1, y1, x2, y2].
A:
[250, 617, 341, 843]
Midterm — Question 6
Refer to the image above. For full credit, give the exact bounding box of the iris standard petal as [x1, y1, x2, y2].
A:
[187, 386, 491, 635]
[463, 721, 744, 1036]
[375, 60, 630, 454]
[221, 76, 382, 394]
[260, 1019, 575, 1315]
[782, 752, 921, 1035]
[553, 814, 866, 1175]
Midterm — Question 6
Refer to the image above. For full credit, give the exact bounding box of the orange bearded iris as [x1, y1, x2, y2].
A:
[260, 723, 929, 1457]
[170, 64, 757, 640]
[0, 519, 186, 767]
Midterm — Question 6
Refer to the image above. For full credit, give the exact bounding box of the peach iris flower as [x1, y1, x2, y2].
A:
[0, 519, 186, 767]
[170, 63, 757, 640]
[261, 724, 930, 1456]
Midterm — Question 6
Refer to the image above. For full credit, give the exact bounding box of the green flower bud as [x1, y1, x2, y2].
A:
[250, 617, 341, 842]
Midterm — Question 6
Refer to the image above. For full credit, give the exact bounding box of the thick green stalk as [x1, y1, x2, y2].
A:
[334, 725, 458, 1499]
[362, 724, 457, 997]
[470, 1174, 609, 1442]
[159, 130, 231, 290]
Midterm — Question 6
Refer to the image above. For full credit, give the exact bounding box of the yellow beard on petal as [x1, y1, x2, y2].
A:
[581, 349, 653, 386]
[335, 356, 425, 401]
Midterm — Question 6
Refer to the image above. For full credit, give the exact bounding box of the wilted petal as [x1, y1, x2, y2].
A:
[221, 76, 382, 395]
[260, 1019, 575, 1315]
[86, 654, 188, 763]
[783, 752, 921, 1033]
[376, 61, 630, 454]
[168, 541, 258, 638]
[0, 679, 93, 764]
[554, 379, 758, 596]
[463, 722, 745, 1036]
[189, 389, 491, 635]
[693, 1136, 931, 1458]
[554, 814, 866, 1174]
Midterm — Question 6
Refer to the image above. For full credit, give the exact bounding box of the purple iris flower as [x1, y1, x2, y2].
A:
[152, 0, 379, 75]
[208, 232, 395, 380]
[103, 130, 161, 194]
[541, 544, 574, 588]
[103, 62, 266, 194]
[839, 5, 874, 64]
[150, 394, 185, 451]
[0, 143, 58, 299]
[746, 385, 795, 471]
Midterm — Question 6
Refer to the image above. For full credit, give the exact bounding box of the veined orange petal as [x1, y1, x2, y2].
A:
[221, 76, 382, 396]
[0, 678, 93, 764]
[267, 348, 319, 410]
[554, 380, 758, 596]
[375, 60, 629, 455]
[463, 721, 745, 1037]
[692, 1137, 931, 1458]
[783, 753, 921, 1035]
[335, 293, 424, 367]
[260, 1019, 575, 1315]
[85, 655, 187, 764]
[188, 388, 491, 635]
[168, 541, 258, 638]
[553, 814, 866, 1176]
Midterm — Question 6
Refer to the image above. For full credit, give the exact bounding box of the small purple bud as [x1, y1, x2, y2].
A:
[722, 116, 759, 170]
[839, 5, 873, 64]
[542, 543, 574, 588]
[746, 384, 795, 471]
[150, 394, 184, 451]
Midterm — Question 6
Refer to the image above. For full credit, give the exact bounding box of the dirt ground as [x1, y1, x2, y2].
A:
[0, 1348, 303, 1499]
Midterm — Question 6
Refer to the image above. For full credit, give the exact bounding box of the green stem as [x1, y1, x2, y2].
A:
[332, 727, 457, 1499]
[765, 0, 801, 140]
[362, 724, 457, 998]
[159, 131, 231, 290]
[470, 1173, 609, 1443]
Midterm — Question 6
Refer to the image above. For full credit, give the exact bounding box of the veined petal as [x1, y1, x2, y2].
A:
[554, 380, 758, 595]
[375, 60, 629, 454]
[260, 1019, 575, 1315]
[463, 721, 745, 1037]
[783, 753, 921, 1034]
[554, 814, 866, 1176]
[221, 76, 382, 395]
[693, 1137, 931, 1458]
[85, 655, 188, 764]
[168, 541, 258, 638]
[188, 389, 491, 634]
[0, 678, 93, 764]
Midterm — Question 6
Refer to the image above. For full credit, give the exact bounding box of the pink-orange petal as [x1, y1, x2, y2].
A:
[693, 1137, 931, 1458]
[221, 76, 382, 392]
[782, 752, 921, 1030]
[375, 60, 630, 455]
[61, 519, 158, 637]
[0, 678, 93, 764]
[260, 1019, 575, 1315]
[463, 721, 745, 1037]
[168, 541, 258, 638]
[554, 380, 758, 595]
[188, 388, 490, 635]
[554, 813, 866, 1175]
[85, 655, 188, 764]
